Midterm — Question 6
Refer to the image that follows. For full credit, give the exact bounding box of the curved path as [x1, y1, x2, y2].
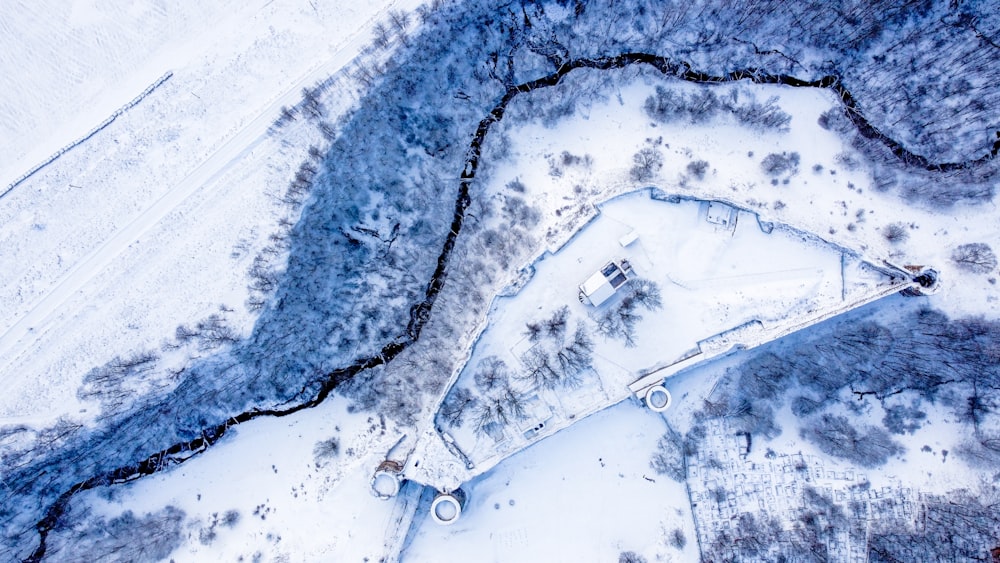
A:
[23, 51, 998, 562]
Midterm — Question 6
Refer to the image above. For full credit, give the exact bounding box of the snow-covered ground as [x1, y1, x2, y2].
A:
[0, 0, 422, 425]
[402, 400, 698, 563]
[391, 71, 998, 558]
[414, 191, 904, 490]
[3, 3, 998, 559]
[490, 74, 999, 319]
[397, 71, 998, 492]
[48, 395, 408, 561]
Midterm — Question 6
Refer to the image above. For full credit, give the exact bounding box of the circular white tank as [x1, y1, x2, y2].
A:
[431, 490, 467, 525]
[644, 385, 672, 412]
[371, 469, 401, 499]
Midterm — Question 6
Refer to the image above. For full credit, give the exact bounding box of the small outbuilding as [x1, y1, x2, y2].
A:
[579, 260, 631, 306]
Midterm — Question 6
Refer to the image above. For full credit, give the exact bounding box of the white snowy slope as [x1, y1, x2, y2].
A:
[47, 395, 409, 561]
[403, 401, 699, 563]
[0, 0, 422, 425]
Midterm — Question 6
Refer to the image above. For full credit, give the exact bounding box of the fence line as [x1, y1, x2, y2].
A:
[1, 71, 174, 201]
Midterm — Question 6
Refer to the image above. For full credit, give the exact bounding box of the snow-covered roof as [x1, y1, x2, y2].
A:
[581, 261, 629, 306]
[580, 270, 616, 306]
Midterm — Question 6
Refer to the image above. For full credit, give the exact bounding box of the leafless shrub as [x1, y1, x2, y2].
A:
[687, 159, 709, 179]
[313, 436, 340, 462]
[670, 528, 687, 549]
[761, 152, 800, 176]
[506, 178, 526, 193]
[882, 222, 909, 244]
[618, 551, 647, 563]
[834, 151, 862, 171]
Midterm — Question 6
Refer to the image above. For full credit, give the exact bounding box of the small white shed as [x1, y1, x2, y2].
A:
[579, 261, 630, 306]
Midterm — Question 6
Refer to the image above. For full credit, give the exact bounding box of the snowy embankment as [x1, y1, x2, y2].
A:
[0, 0, 417, 426]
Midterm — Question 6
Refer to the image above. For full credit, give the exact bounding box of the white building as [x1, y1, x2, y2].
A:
[579, 260, 631, 306]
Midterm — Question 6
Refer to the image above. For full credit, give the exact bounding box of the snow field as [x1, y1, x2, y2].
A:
[58, 395, 405, 562]
[404, 401, 698, 563]
[12, 22, 997, 561]
[0, 0, 245, 184]
[397, 68, 997, 559]
[491, 73, 1000, 321]
[0, 0, 422, 424]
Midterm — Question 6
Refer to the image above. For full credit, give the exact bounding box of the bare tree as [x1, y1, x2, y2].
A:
[519, 346, 562, 390]
[353, 58, 383, 88]
[553, 325, 593, 386]
[77, 350, 161, 411]
[650, 424, 687, 482]
[439, 386, 477, 428]
[523, 320, 543, 341]
[951, 243, 997, 274]
[594, 279, 662, 347]
[630, 148, 664, 181]
[473, 356, 510, 391]
[44, 505, 186, 562]
[800, 414, 904, 468]
[544, 306, 569, 339]
[372, 22, 392, 49]
[388, 9, 411, 45]
[301, 86, 325, 120]
[868, 485, 1000, 561]
[248, 256, 279, 293]
[473, 385, 527, 435]
[195, 314, 239, 350]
